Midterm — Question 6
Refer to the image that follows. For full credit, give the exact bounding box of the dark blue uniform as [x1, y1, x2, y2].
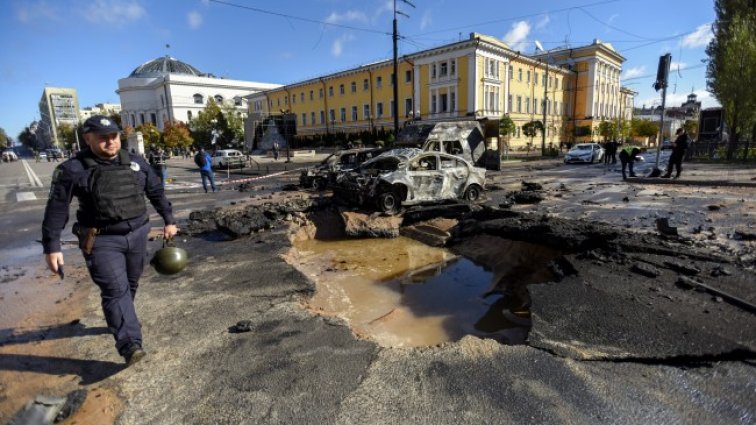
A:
[42, 149, 174, 356]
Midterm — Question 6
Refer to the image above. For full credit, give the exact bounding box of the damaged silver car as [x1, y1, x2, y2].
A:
[300, 148, 385, 190]
[334, 148, 486, 214]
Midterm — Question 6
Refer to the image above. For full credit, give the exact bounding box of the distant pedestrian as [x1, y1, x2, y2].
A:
[608, 140, 618, 164]
[662, 128, 689, 179]
[194, 147, 216, 193]
[272, 141, 280, 161]
[149, 148, 168, 187]
[618, 145, 641, 180]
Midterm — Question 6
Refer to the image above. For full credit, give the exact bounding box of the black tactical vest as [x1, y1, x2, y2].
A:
[83, 150, 147, 222]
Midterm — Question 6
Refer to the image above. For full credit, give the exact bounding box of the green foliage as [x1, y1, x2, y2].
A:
[522, 120, 544, 137]
[499, 114, 516, 136]
[136, 123, 161, 149]
[597, 120, 617, 141]
[190, 98, 226, 148]
[57, 124, 77, 150]
[706, 0, 756, 159]
[618, 121, 631, 140]
[0, 128, 8, 149]
[684, 120, 699, 139]
[630, 119, 659, 138]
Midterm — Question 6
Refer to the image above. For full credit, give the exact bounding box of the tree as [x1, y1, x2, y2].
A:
[0, 128, 8, 149]
[683, 119, 699, 140]
[499, 114, 516, 149]
[57, 124, 78, 150]
[706, 0, 756, 160]
[630, 119, 659, 142]
[597, 120, 617, 142]
[618, 121, 631, 141]
[136, 123, 161, 150]
[162, 121, 193, 150]
[221, 105, 245, 146]
[522, 120, 544, 137]
[190, 98, 223, 148]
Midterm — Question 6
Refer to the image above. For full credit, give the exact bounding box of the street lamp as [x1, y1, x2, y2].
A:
[535, 41, 551, 156]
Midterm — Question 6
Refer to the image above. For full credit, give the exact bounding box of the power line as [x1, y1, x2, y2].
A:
[207, 0, 391, 36]
[577, 7, 651, 40]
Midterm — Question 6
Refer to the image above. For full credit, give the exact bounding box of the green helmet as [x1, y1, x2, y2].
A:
[151, 242, 188, 275]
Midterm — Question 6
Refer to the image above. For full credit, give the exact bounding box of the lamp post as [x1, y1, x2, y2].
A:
[535, 41, 550, 156]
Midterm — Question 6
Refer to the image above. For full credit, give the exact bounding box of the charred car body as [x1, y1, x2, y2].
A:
[300, 148, 386, 190]
[334, 148, 486, 214]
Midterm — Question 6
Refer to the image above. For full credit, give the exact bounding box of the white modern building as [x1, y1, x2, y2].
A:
[117, 56, 280, 130]
[39, 86, 80, 147]
[80, 103, 122, 121]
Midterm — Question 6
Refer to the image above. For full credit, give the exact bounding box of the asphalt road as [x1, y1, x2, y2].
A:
[0, 152, 754, 424]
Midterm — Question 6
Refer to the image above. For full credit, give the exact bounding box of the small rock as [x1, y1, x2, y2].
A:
[713, 296, 724, 303]
[622, 197, 629, 202]
[663, 261, 701, 276]
[229, 320, 253, 333]
[656, 218, 678, 236]
[631, 263, 661, 278]
[675, 275, 702, 290]
[707, 205, 722, 211]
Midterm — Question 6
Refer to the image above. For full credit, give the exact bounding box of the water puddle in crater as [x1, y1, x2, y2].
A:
[293, 234, 560, 347]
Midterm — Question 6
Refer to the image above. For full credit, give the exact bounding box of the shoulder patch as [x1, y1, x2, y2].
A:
[130, 162, 140, 172]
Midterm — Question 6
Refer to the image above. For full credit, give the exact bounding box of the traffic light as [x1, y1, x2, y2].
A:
[653, 54, 671, 92]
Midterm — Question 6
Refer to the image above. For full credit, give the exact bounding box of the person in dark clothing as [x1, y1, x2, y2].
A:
[42, 115, 177, 366]
[662, 128, 689, 178]
[618, 144, 641, 180]
[603, 141, 612, 164]
[608, 140, 618, 164]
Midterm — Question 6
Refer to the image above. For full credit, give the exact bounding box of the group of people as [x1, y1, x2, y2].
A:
[612, 127, 690, 180]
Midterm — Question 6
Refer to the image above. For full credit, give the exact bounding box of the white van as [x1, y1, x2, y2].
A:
[211, 149, 245, 169]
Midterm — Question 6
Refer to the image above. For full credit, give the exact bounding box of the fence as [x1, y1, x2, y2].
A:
[687, 140, 755, 161]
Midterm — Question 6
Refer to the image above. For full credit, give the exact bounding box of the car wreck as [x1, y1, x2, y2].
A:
[334, 148, 486, 214]
[300, 147, 385, 190]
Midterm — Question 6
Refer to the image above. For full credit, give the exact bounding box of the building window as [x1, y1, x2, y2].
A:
[440, 93, 448, 112]
[329, 109, 335, 123]
[440, 62, 448, 77]
[507, 94, 512, 112]
[526, 97, 530, 113]
[431, 94, 437, 114]
[187, 111, 192, 121]
[140, 113, 145, 124]
[311, 112, 315, 126]
[329, 86, 334, 97]
[376, 76, 382, 88]
[310, 90, 314, 100]
[363, 104, 370, 120]
[377, 102, 384, 118]
[542, 74, 547, 86]
[340, 107, 346, 122]
[363, 78, 369, 90]
[516, 96, 521, 113]
[301, 113, 306, 126]
[351, 81, 356, 93]
[450, 91, 456, 112]
[534, 98, 538, 114]
[404, 98, 413, 117]
[234, 96, 243, 106]
[451, 59, 456, 75]
[555, 78, 559, 89]
[193, 94, 204, 104]
[292, 95, 296, 104]
[534, 72, 539, 86]
[301, 92, 305, 102]
[320, 110, 325, 124]
[214, 95, 223, 103]
[518, 68, 522, 81]
[432, 64, 437, 79]
[405, 70, 412, 83]
[339, 84, 345, 95]
[351, 106, 358, 121]
[527, 70, 531, 84]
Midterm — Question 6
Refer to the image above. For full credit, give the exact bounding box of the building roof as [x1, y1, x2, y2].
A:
[129, 56, 204, 78]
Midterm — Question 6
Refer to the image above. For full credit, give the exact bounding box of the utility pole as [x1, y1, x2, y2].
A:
[393, 0, 414, 140]
[542, 61, 548, 156]
[652, 53, 671, 174]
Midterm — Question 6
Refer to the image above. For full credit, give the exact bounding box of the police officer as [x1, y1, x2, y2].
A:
[41, 115, 177, 366]
[618, 144, 641, 180]
[662, 128, 689, 179]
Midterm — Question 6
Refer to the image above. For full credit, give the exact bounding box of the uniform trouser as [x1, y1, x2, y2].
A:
[84, 222, 150, 355]
[619, 152, 634, 179]
[666, 153, 683, 177]
[200, 169, 216, 192]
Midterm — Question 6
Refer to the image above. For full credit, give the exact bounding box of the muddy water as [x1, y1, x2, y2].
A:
[293, 235, 560, 347]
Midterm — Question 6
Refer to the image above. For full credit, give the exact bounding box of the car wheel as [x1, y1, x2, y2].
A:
[312, 178, 327, 191]
[376, 191, 400, 214]
[463, 185, 481, 202]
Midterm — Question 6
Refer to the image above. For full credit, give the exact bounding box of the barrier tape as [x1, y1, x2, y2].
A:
[215, 167, 306, 186]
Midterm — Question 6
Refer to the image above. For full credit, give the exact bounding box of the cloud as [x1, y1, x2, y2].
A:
[639, 90, 719, 110]
[681, 23, 713, 48]
[325, 10, 368, 24]
[535, 14, 550, 30]
[622, 66, 646, 80]
[503, 20, 531, 51]
[83, 0, 145, 26]
[607, 13, 619, 25]
[670, 61, 687, 71]
[420, 10, 432, 31]
[15, 1, 61, 23]
[188, 11, 203, 29]
[331, 34, 355, 57]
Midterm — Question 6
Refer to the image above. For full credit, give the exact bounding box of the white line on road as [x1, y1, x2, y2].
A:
[21, 160, 44, 188]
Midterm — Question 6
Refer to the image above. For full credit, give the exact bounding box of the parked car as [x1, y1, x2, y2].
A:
[2, 149, 18, 162]
[300, 147, 386, 190]
[564, 143, 604, 164]
[334, 148, 486, 214]
[211, 149, 245, 169]
[46, 148, 63, 161]
[37, 151, 47, 160]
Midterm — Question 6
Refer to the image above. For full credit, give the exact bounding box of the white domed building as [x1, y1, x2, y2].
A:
[117, 56, 280, 130]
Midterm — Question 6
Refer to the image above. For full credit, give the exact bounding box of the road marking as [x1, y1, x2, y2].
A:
[21, 160, 44, 187]
[16, 192, 37, 202]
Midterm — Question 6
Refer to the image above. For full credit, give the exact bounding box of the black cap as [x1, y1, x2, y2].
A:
[82, 115, 120, 134]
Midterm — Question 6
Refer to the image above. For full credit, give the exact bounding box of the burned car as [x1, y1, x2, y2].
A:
[334, 148, 486, 214]
[300, 147, 385, 190]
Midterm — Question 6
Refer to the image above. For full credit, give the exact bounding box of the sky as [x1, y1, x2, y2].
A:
[0, 0, 719, 142]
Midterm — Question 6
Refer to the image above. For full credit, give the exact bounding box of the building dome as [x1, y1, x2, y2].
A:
[129, 56, 204, 78]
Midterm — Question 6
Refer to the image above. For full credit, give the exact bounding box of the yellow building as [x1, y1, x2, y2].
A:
[248, 32, 632, 149]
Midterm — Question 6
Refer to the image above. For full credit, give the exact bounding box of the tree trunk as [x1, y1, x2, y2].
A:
[727, 111, 738, 161]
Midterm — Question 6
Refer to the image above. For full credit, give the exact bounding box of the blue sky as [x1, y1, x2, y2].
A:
[0, 0, 718, 141]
